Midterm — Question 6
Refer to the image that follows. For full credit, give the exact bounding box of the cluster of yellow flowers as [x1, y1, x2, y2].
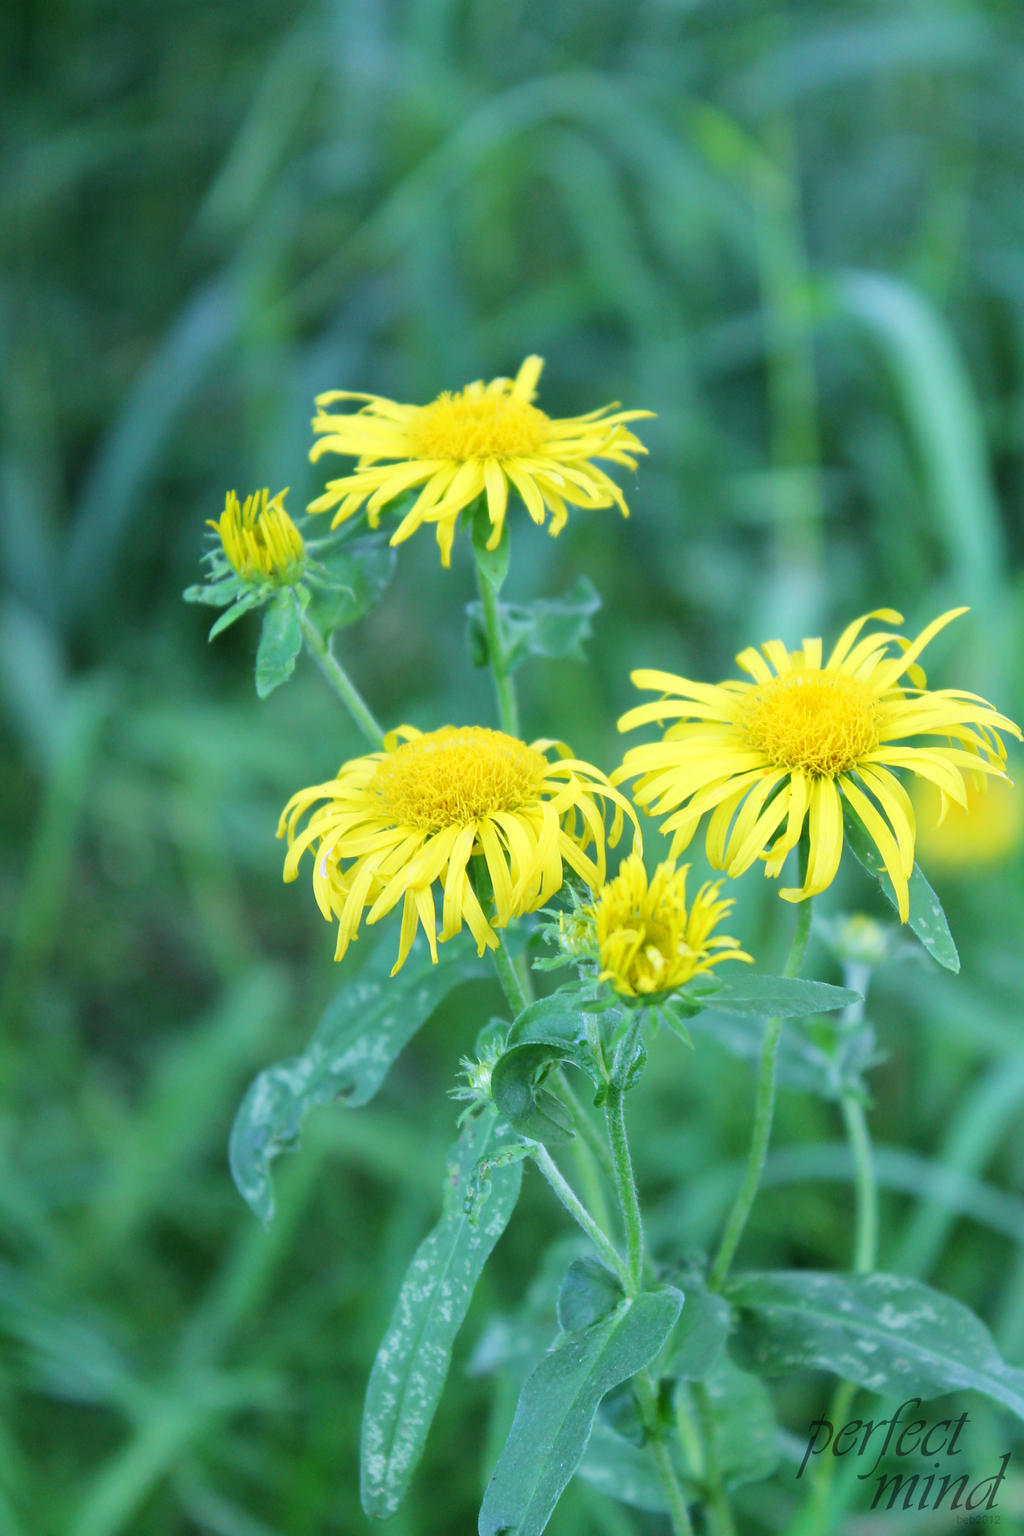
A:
[213, 357, 1021, 993]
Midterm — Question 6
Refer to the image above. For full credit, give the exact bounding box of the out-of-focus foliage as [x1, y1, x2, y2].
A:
[2, 0, 1024, 1531]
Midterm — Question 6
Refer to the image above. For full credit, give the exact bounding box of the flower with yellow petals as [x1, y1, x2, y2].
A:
[587, 854, 752, 999]
[279, 725, 638, 975]
[616, 608, 1021, 921]
[306, 356, 652, 566]
[209, 488, 305, 584]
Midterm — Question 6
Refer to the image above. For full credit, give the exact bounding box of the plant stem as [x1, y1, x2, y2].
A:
[529, 1144, 630, 1290]
[491, 932, 529, 1015]
[691, 1382, 738, 1536]
[605, 1085, 645, 1294]
[473, 550, 520, 737]
[633, 1370, 695, 1536]
[297, 607, 385, 748]
[708, 888, 813, 1290]
[842, 1094, 878, 1275]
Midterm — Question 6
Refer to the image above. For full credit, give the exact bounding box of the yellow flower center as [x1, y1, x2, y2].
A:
[742, 670, 880, 776]
[370, 727, 549, 830]
[409, 389, 550, 461]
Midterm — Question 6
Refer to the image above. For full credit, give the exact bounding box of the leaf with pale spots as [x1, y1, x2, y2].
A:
[478, 1286, 683, 1536]
[727, 1271, 1024, 1419]
[229, 937, 488, 1223]
[361, 1108, 523, 1520]
[843, 804, 960, 972]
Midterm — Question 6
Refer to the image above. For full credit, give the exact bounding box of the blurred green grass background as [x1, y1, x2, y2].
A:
[3, 0, 1024, 1531]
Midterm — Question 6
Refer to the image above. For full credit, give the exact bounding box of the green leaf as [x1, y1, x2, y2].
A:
[478, 1286, 684, 1536]
[467, 577, 602, 672]
[228, 938, 487, 1223]
[579, 1422, 668, 1511]
[686, 973, 862, 1018]
[306, 533, 396, 634]
[471, 501, 510, 592]
[557, 1259, 624, 1333]
[207, 589, 263, 639]
[689, 1352, 779, 1488]
[490, 991, 610, 1143]
[254, 589, 305, 697]
[843, 805, 960, 972]
[665, 1286, 731, 1382]
[183, 576, 244, 607]
[727, 1271, 1024, 1420]
[361, 1109, 523, 1519]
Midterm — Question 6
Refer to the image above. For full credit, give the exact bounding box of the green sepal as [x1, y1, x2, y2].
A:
[360, 1108, 523, 1520]
[207, 588, 264, 639]
[183, 575, 246, 607]
[843, 804, 960, 972]
[471, 500, 510, 592]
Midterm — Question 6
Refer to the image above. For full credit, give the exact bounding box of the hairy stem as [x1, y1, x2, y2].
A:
[529, 1144, 630, 1290]
[606, 1085, 645, 1294]
[297, 607, 385, 748]
[634, 1370, 695, 1536]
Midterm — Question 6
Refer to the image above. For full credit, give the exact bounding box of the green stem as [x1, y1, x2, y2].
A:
[691, 1382, 738, 1536]
[529, 1145, 630, 1291]
[842, 1094, 878, 1276]
[606, 1085, 645, 1294]
[708, 888, 813, 1291]
[633, 1371, 695, 1536]
[297, 607, 385, 748]
[473, 552, 520, 738]
[491, 932, 529, 1016]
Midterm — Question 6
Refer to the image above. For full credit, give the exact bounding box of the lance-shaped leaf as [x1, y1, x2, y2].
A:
[229, 938, 487, 1223]
[843, 805, 959, 973]
[467, 577, 602, 671]
[478, 1286, 683, 1536]
[685, 973, 861, 1019]
[361, 1109, 523, 1519]
[255, 588, 306, 697]
[727, 1271, 1024, 1420]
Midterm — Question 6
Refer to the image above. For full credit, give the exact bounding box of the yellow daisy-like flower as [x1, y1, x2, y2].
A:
[306, 355, 652, 566]
[616, 608, 1021, 921]
[209, 488, 305, 583]
[279, 724, 638, 975]
[587, 854, 752, 998]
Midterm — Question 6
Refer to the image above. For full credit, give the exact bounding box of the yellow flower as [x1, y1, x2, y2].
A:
[209, 488, 305, 583]
[587, 854, 752, 998]
[279, 725, 638, 975]
[306, 356, 652, 566]
[616, 608, 1021, 921]
[912, 775, 1023, 871]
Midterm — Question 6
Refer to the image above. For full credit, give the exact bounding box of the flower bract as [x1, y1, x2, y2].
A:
[587, 854, 751, 998]
[280, 725, 638, 974]
[306, 356, 652, 565]
[616, 608, 1021, 920]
